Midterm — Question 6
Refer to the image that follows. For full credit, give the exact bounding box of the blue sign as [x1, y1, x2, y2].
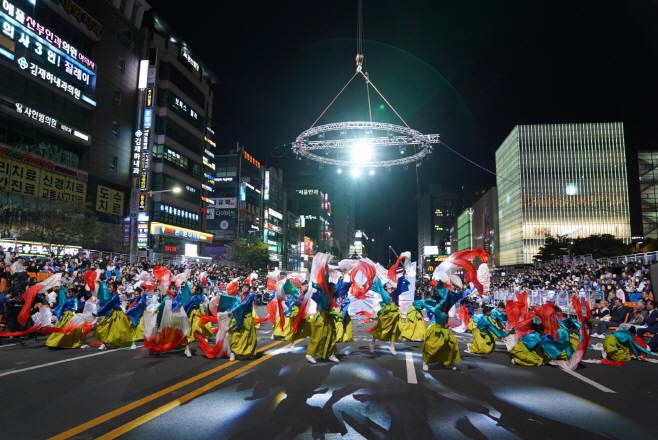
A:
[143, 108, 152, 129]
[239, 182, 246, 201]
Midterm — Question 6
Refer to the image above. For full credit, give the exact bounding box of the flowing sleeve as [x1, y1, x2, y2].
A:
[229, 293, 255, 330]
[336, 279, 353, 298]
[370, 277, 391, 305]
[58, 285, 68, 309]
[125, 295, 147, 327]
[94, 294, 121, 317]
[97, 281, 111, 304]
[180, 282, 192, 305]
[478, 316, 507, 338]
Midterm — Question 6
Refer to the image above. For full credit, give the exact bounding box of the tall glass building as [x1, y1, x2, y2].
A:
[638, 150, 658, 239]
[496, 123, 630, 265]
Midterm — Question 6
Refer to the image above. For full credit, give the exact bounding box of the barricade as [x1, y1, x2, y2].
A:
[492, 289, 603, 316]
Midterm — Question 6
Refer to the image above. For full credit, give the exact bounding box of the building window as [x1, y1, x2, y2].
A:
[110, 156, 118, 171]
[118, 57, 125, 73]
[114, 90, 122, 104]
[112, 122, 120, 137]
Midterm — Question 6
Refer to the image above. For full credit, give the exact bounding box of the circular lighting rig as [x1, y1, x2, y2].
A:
[292, 121, 439, 169]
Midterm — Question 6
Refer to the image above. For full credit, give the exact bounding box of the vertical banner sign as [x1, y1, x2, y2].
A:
[144, 88, 153, 107]
[136, 221, 149, 249]
[239, 182, 246, 201]
[143, 109, 152, 129]
[139, 193, 146, 211]
[130, 188, 140, 216]
[264, 170, 270, 201]
[147, 67, 156, 87]
[132, 130, 142, 175]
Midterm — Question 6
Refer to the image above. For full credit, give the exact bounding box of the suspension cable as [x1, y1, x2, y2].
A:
[309, 71, 359, 129]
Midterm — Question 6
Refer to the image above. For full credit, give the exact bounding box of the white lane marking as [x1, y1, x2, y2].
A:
[0, 345, 142, 377]
[558, 367, 616, 393]
[405, 351, 417, 384]
[0, 343, 18, 348]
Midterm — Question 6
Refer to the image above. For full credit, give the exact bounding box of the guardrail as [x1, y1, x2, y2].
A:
[491, 289, 603, 315]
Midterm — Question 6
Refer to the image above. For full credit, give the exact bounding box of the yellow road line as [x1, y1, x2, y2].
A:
[48, 340, 283, 440]
[97, 343, 292, 440]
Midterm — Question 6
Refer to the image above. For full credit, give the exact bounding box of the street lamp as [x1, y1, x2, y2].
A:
[148, 187, 181, 197]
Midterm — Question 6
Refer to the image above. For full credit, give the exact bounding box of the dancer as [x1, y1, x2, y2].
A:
[306, 266, 340, 363]
[45, 286, 86, 349]
[186, 283, 213, 343]
[401, 299, 426, 341]
[125, 287, 147, 348]
[465, 306, 507, 354]
[603, 327, 653, 363]
[509, 322, 572, 366]
[147, 282, 192, 357]
[334, 261, 355, 343]
[93, 279, 135, 350]
[228, 283, 257, 360]
[367, 277, 403, 355]
[491, 302, 507, 330]
[413, 294, 460, 371]
[285, 282, 312, 348]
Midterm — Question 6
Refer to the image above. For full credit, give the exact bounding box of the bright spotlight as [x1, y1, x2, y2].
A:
[369, 169, 374, 175]
[351, 168, 361, 177]
[337, 168, 342, 174]
[352, 140, 373, 162]
[399, 145, 406, 154]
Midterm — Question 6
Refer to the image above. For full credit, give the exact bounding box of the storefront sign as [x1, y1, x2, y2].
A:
[138, 192, 146, 212]
[213, 198, 236, 208]
[269, 208, 282, 220]
[143, 108, 152, 129]
[0, 239, 81, 257]
[14, 101, 89, 143]
[296, 189, 319, 196]
[150, 222, 213, 242]
[136, 221, 149, 249]
[180, 48, 199, 71]
[204, 136, 216, 148]
[264, 170, 270, 200]
[243, 151, 260, 168]
[0, 155, 86, 203]
[95, 185, 124, 216]
[145, 88, 153, 107]
[0, 144, 85, 181]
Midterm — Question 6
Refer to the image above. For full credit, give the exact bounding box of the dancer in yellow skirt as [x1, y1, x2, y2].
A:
[285, 282, 312, 347]
[510, 323, 572, 366]
[466, 306, 507, 354]
[228, 283, 257, 360]
[306, 266, 340, 363]
[185, 283, 213, 342]
[93, 280, 135, 350]
[334, 265, 354, 343]
[367, 277, 403, 355]
[401, 303, 426, 341]
[46, 286, 87, 349]
[125, 287, 147, 348]
[413, 298, 460, 370]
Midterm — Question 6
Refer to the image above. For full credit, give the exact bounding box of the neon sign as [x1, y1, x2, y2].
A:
[243, 151, 260, 168]
[181, 48, 199, 71]
[1, 1, 96, 71]
[15, 102, 89, 142]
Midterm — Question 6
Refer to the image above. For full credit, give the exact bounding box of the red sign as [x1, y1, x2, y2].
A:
[165, 246, 177, 252]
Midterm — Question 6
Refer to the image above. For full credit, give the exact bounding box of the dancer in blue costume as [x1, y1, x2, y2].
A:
[227, 283, 257, 360]
[154, 282, 193, 357]
[125, 286, 147, 348]
[491, 302, 507, 330]
[466, 306, 508, 354]
[306, 273, 340, 363]
[334, 268, 354, 343]
[510, 323, 573, 366]
[413, 280, 463, 370]
[46, 286, 85, 348]
[93, 279, 135, 350]
[367, 277, 403, 355]
[185, 283, 213, 342]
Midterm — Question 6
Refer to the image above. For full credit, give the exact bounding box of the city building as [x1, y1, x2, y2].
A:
[0, 0, 149, 252]
[417, 184, 459, 271]
[263, 167, 284, 267]
[496, 123, 631, 266]
[205, 144, 264, 255]
[349, 229, 369, 258]
[449, 187, 498, 266]
[638, 151, 658, 239]
[332, 178, 355, 260]
[282, 210, 302, 271]
[135, 11, 218, 261]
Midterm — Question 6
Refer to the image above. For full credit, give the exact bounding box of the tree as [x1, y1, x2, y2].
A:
[533, 235, 569, 262]
[571, 234, 630, 259]
[224, 238, 270, 269]
[21, 203, 103, 251]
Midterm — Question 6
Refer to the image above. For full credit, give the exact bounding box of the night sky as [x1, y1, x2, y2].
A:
[151, 0, 658, 261]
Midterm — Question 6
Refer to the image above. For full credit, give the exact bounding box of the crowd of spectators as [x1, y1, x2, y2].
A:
[0, 245, 272, 336]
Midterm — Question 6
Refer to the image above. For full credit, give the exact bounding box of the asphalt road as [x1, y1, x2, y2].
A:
[1, 306, 655, 440]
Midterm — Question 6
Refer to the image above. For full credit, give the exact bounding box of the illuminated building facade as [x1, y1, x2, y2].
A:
[417, 184, 458, 274]
[638, 150, 658, 239]
[496, 123, 630, 266]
